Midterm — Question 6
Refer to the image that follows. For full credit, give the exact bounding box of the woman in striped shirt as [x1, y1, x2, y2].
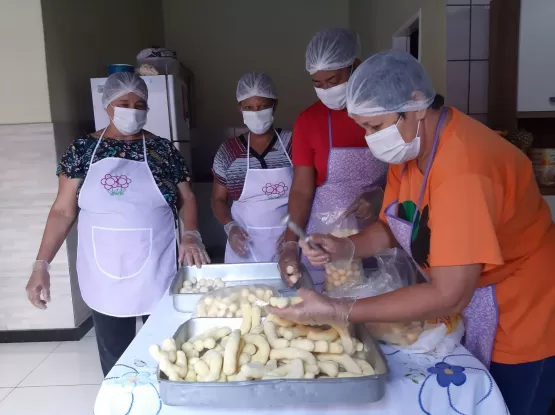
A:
[212, 72, 293, 263]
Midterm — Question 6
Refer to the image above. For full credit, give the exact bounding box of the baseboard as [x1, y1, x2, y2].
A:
[0, 315, 93, 343]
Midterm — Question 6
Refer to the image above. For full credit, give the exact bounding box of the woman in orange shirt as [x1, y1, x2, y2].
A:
[274, 50, 555, 415]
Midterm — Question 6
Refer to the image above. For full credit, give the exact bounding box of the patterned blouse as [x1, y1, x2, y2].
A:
[57, 133, 191, 220]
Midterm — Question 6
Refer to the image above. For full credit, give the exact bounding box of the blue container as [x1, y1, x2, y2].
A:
[108, 64, 135, 75]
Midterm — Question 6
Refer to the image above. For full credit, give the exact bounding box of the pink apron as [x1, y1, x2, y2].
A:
[303, 111, 389, 282]
[383, 108, 498, 367]
[225, 130, 293, 263]
[77, 130, 177, 317]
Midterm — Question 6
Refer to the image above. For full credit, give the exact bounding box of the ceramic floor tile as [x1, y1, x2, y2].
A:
[0, 342, 60, 387]
[19, 337, 103, 387]
[0, 389, 13, 403]
[0, 385, 100, 415]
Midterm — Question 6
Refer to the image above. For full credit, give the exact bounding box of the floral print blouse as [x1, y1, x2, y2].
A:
[57, 133, 191, 220]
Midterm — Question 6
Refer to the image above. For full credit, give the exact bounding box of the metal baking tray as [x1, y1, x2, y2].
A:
[169, 262, 317, 313]
[158, 318, 389, 408]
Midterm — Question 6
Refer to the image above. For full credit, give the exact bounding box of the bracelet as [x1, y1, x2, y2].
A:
[32, 260, 51, 272]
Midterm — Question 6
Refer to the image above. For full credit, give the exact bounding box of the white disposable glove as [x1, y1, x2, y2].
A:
[278, 241, 302, 287]
[179, 231, 211, 268]
[224, 221, 250, 257]
[26, 260, 51, 310]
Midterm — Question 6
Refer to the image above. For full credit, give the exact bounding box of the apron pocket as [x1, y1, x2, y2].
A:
[92, 226, 153, 279]
[246, 225, 286, 263]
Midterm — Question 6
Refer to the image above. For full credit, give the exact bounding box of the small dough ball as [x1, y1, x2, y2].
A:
[197, 279, 206, 287]
[241, 288, 250, 298]
[205, 279, 214, 287]
[189, 277, 197, 285]
[199, 286, 210, 293]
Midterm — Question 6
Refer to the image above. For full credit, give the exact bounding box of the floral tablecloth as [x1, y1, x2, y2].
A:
[94, 294, 508, 415]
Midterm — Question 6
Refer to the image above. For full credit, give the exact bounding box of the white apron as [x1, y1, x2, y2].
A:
[77, 130, 177, 317]
[224, 130, 293, 263]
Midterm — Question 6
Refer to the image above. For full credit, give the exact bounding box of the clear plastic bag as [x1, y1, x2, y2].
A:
[194, 285, 278, 318]
[313, 211, 364, 292]
[331, 249, 464, 356]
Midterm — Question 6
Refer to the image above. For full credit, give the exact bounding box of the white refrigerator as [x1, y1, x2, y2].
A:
[90, 75, 193, 171]
[90, 74, 193, 240]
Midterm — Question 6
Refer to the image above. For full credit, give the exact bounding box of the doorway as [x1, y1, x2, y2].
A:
[392, 10, 421, 60]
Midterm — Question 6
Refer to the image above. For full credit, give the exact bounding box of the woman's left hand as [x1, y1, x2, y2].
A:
[179, 231, 211, 268]
[269, 288, 355, 326]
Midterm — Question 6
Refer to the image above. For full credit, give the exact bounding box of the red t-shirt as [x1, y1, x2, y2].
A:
[292, 101, 367, 185]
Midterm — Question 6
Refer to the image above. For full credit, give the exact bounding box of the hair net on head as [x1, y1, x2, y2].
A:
[347, 50, 436, 117]
[102, 72, 148, 108]
[305, 28, 361, 75]
[236, 72, 277, 102]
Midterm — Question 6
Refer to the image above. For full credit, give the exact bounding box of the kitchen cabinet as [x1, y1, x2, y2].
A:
[517, 0, 555, 113]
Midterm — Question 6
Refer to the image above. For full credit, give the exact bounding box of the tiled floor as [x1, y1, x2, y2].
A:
[0, 323, 133, 414]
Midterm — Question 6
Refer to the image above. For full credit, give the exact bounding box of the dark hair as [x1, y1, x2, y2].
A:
[399, 94, 444, 118]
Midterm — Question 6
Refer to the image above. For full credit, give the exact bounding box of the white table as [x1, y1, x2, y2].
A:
[94, 294, 507, 415]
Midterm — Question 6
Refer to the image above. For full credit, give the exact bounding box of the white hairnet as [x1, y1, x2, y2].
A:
[236, 72, 277, 102]
[305, 28, 360, 75]
[347, 50, 436, 117]
[102, 72, 148, 108]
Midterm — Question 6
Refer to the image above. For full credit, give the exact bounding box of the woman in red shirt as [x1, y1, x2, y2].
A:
[279, 28, 388, 282]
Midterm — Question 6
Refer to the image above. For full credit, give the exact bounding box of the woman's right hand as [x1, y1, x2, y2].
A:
[225, 222, 250, 257]
[299, 234, 354, 267]
[26, 261, 51, 310]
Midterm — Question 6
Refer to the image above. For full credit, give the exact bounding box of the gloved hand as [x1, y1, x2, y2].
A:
[299, 234, 354, 267]
[270, 288, 356, 326]
[344, 187, 384, 222]
[278, 241, 302, 287]
[26, 260, 51, 310]
[224, 221, 250, 257]
[179, 231, 211, 268]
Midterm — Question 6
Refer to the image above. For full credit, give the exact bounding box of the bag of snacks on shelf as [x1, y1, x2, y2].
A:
[313, 211, 365, 291]
[194, 285, 279, 318]
[331, 249, 464, 356]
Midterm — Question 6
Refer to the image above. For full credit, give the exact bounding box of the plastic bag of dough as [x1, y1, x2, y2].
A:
[330, 249, 464, 356]
[312, 211, 364, 292]
[194, 285, 279, 318]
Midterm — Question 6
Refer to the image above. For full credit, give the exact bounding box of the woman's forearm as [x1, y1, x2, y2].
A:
[36, 209, 77, 263]
[349, 220, 397, 259]
[212, 198, 233, 227]
[180, 192, 199, 231]
[348, 283, 461, 324]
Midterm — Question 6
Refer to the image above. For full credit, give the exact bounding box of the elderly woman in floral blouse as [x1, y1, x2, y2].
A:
[25, 72, 209, 376]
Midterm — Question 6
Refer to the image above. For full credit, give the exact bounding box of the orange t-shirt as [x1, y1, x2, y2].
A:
[380, 108, 555, 364]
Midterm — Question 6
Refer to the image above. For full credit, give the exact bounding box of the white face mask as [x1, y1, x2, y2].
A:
[315, 82, 347, 110]
[242, 108, 274, 134]
[110, 106, 147, 136]
[365, 118, 421, 164]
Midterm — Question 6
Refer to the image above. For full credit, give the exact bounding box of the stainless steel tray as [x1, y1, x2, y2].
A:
[169, 262, 317, 313]
[158, 317, 389, 408]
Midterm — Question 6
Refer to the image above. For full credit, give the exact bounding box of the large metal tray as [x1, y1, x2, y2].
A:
[158, 318, 389, 408]
[169, 262, 317, 313]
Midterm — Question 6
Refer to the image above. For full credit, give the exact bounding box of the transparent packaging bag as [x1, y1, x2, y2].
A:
[193, 285, 278, 318]
[331, 249, 464, 356]
[313, 211, 365, 292]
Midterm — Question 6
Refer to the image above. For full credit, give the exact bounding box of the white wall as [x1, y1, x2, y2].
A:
[0, 0, 51, 124]
[163, 0, 350, 181]
[350, 0, 447, 95]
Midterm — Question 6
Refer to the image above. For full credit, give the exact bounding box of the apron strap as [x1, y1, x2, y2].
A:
[141, 132, 147, 163]
[246, 132, 251, 171]
[89, 127, 108, 168]
[274, 128, 292, 166]
[398, 108, 449, 224]
[327, 110, 333, 149]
